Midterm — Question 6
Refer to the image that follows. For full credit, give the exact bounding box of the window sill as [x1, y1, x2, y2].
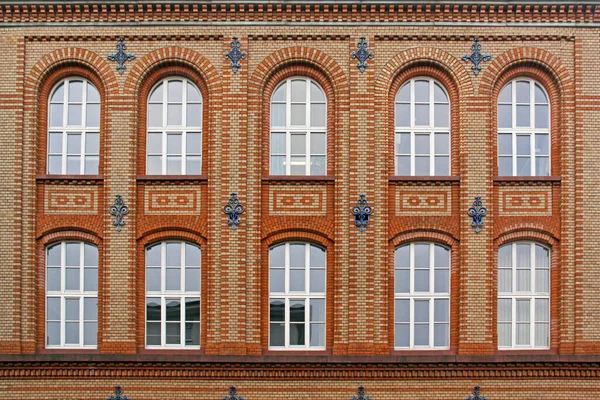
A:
[36, 175, 104, 184]
[494, 176, 560, 183]
[137, 175, 208, 182]
[262, 175, 334, 183]
[39, 347, 100, 354]
[388, 176, 459, 183]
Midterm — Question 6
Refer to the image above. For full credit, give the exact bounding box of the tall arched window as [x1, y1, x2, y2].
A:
[46, 242, 98, 348]
[497, 78, 550, 176]
[269, 242, 326, 349]
[270, 78, 327, 176]
[146, 77, 203, 175]
[498, 242, 550, 349]
[394, 243, 450, 349]
[145, 241, 201, 348]
[395, 78, 450, 176]
[47, 78, 100, 175]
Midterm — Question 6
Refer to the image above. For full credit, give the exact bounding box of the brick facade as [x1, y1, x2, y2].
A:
[1, 1, 600, 398]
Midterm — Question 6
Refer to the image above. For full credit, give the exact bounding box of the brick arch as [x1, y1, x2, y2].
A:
[375, 48, 473, 176]
[494, 225, 559, 248]
[249, 46, 349, 177]
[389, 229, 458, 249]
[261, 216, 334, 244]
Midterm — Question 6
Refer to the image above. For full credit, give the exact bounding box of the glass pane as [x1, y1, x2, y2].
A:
[185, 298, 200, 321]
[187, 133, 202, 154]
[187, 82, 201, 102]
[271, 103, 286, 127]
[86, 104, 100, 127]
[47, 297, 60, 320]
[48, 155, 62, 174]
[535, 134, 549, 156]
[517, 157, 531, 176]
[498, 298, 512, 322]
[65, 268, 80, 290]
[47, 244, 61, 266]
[146, 322, 161, 346]
[310, 156, 326, 175]
[310, 299, 325, 322]
[516, 323, 530, 346]
[498, 268, 512, 293]
[167, 156, 181, 174]
[87, 83, 100, 102]
[270, 269, 284, 292]
[84, 322, 97, 346]
[414, 300, 430, 322]
[414, 244, 430, 267]
[186, 156, 201, 174]
[85, 132, 99, 154]
[270, 156, 285, 175]
[68, 104, 82, 125]
[396, 83, 410, 102]
[183, 244, 200, 266]
[434, 104, 449, 127]
[166, 323, 181, 344]
[310, 324, 325, 347]
[84, 156, 99, 174]
[84, 268, 98, 292]
[395, 103, 410, 127]
[311, 104, 326, 127]
[434, 246, 449, 268]
[517, 135, 530, 156]
[498, 104, 512, 128]
[516, 105, 530, 127]
[49, 132, 63, 154]
[414, 324, 429, 346]
[166, 268, 181, 291]
[434, 269, 449, 293]
[536, 245, 549, 267]
[310, 246, 326, 267]
[290, 244, 305, 268]
[269, 245, 285, 268]
[434, 133, 449, 154]
[166, 243, 181, 266]
[395, 247, 409, 268]
[498, 323, 512, 347]
[185, 322, 200, 346]
[291, 80, 306, 102]
[290, 300, 305, 322]
[146, 244, 161, 267]
[517, 244, 531, 267]
[394, 323, 409, 347]
[517, 299, 530, 322]
[535, 298, 549, 322]
[516, 81, 530, 103]
[67, 134, 81, 154]
[396, 133, 410, 154]
[311, 133, 326, 154]
[434, 156, 449, 176]
[50, 104, 64, 127]
[311, 82, 325, 102]
[167, 104, 182, 125]
[47, 268, 61, 291]
[148, 104, 163, 127]
[186, 104, 202, 127]
[290, 269, 305, 292]
[498, 245, 512, 267]
[168, 80, 183, 102]
[291, 104, 306, 125]
[84, 297, 97, 320]
[68, 81, 83, 102]
[498, 156, 513, 176]
[434, 324, 449, 347]
[414, 270, 430, 292]
[47, 321, 60, 346]
[146, 298, 161, 321]
[498, 134, 512, 155]
[536, 269, 549, 293]
[270, 323, 284, 346]
[65, 322, 79, 344]
[394, 269, 409, 293]
[65, 298, 79, 320]
[166, 299, 181, 321]
[499, 83, 512, 103]
[272, 84, 286, 102]
[185, 268, 200, 292]
[415, 104, 429, 125]
[396, 156, 410, 175]
[535, 157, 549, 176]
[269, 299, 285, 322]
[52, 83, 65, 102]
[310, 269, 325, 293]
[289, 323, 305, 346]
[167, 134, 182, 154]
[535, 105, 549, 129]
[434, 299, 449, 322]
[66, 243, 80, 266]
[434, 83, 447, 103]
[394, 299, 409, 323]
[415, 156, 430, 176]
[517, 269, 531, 292]
[291, 134, 306, 155]
[415, 134, 430, 154]
[415, 80, 430, 102]
[535, 323, 549, 347]
[66, 156, 81, 174]
[146, 267, 160, 291]
[149, 84, 163, 102]
[535, 84, 548, 103]
[271, 132, 286, 154]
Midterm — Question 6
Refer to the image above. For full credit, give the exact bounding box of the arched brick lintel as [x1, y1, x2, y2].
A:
[390, 229, 459, 249]
[494, 225, 559, 248]
[37, 229, 102, 248]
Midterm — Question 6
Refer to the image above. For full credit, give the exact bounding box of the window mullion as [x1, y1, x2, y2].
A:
[60, 296, 65, 347]
[79, 296, 84, 347]
[409, 298, 414, 349]
[62, 131, 68, 174]
[530, 294, 536, 348]
[161, 297, 166, 348]
[284, 297, 290, 349]
[304, 297, 310, 350]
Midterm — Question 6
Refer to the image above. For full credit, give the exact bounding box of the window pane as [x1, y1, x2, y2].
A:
[291, 104, 306, 125]
[434, 299, 449, 322]
[166, 323, 181, 344]
[415, 104, 429, 125]
[269, 299, 285, 322]
[498, 104, 512, 128]
[186, 104, 202, 127]
[535, 323, 549, 347]
[186, 156, 201, 174]
[84, 268, 98, 292]
[395, 103, 410, 127]
[311, 104, 326, 127]
[434, 324, 449, 347]
[311, 82, 325, 102]
[65, 322, 79, 344]
[47, 244, 61, 266]
[66, 156, 81, 174]
[434, 133, 449, 154]
[396, 83, 410, 102]
[272, 84, 286, 102]
[48, 155, 62, 174]
[167, 80, 183, 102]
[535, 298, 549, 322]
[414, 270, 430, 292]
[148, 104, 163, 127]
[414, 244, 430, 267]
[535, 105, 549, 129]
[185, 298, 200, 321]
[167, 156, 181, 174]
[289, 323, 305, 346]
[310, 324, 325, 347]
[269, 246, 285, 268]
[166, 243, 181, 266]
[185, 322, 200, 346]
[270, 323, 284, 346]
[517, 269, 531, 292]
[517, 299, 530, 322]
[146, 322, 161, 346]
[290, 244, 305, 268]
[535, 134, 549, 156]
[498, 298, 512, 322]
[86, 133, 100, 154]
[149, 84, 163, 102]
[498, 156, 512, 176]
[516, 323, 530, 346]
[146, 298, 161, 321]
[310, 156, 326, 175]
[270, 156, 285, 175]
[84, 156, 98, 174]
[67, 134, 81, 154]
[414, 324, 429, 346]
[187, 133, 202, 154]
[66, 243, 80, 266]
[47, 297, 60, 320]
[146, 267, 161, 291]
[395, 299, 409, 323]
[68, 104, 82, 125]
[516, 135, 530, 156]
[290, 300, 305, 322]
[311, 133, 326, 154]
[86, 104, 100, 127]
[516, 81, 530, 103]
[536, 245, 549, 267]
[415, 156, 430, 176]
[395, 324, 409, 347]
[291, 80, 306, 102]
[517, 157, 531, 176]
[415, 80, 430, 102]
[271, 104, 286, 127]
[146, 245, 161, 266]
[499, 83, 512, 103]
[65, 268, 80, 290]
[84, 297, 97, 320]
[185, 268, 200, 292]
[310, 246, 325, 267]
[47, 322, 60, 346]
[396, 156, 410, 175]
[498, 134, 512, 155]
[536, 269, 549, 293]
[167, 134, 182, 154]
[395, 269, 409, 293]
[516, 105, 530, 127]
[167, 104, 182, 125]
[69, 81, 83, 102]
[270, 269, 285, 292]
[498, 323, 512, 347]
[271, 132, 286, 154]
[310, 299, 325, 322]
[290, 134, 306, 155]
[396, 133, 410, 154]
[290, 269, 305, 292]
[49, 133, 63, 153]
[166, 299, 181, 322]
[87, 83, 100, 102]
[310, 268, 325, 293]
[187, 82, 201, 102]
[434, 104, 449, 127]
[434, 156, 449, 176]
[395, 246, 410, 268]
[47, 268, 61, 291]
[434, 83, 447, 103]
[166, 268, 181, 291]
[84, 322, 97, 346]
[50, 104, 64, 127]
[498, 268, 512, 293]
[535, 84, 548, 103]
[52, 83, 65, 102]
[65, 298, 79, 320]
[415, 134, 429, 154]
[414, 300, 429, 323]
[434, 269, 449, 293]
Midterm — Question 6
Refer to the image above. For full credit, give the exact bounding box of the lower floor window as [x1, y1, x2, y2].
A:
[269, 297, 325, 348]
[146, 297, 200, 347]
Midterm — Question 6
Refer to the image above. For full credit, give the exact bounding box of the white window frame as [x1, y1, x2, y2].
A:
[47, 78, 100, 175]
[268, 242, 326, 350]
[145, 241, 201, 349]
[146, 77, 203, 175]
[498, 242, 550, 350]
[45, 241, 98, 348]
[394, 242, 450, 350]
[497, 78, 551, 176]
[270, 77, 327, 176]
[394, 77, 450, 176]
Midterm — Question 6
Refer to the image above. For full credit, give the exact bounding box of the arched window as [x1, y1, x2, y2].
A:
[269, 242, 326, 349]
[47, 78, 100, 175]
[145, 241, 201, 348]
[270, 78, 327, 176]
[395, 78, 450, 176]
[394, 243, 450, 349]
[497, 78, 550, 176]
[146, 77, 203, 175]
[46, 242, 98, 348]
[498, 242, 550, 349]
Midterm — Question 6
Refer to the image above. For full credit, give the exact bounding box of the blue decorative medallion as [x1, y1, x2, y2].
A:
[353, 194, 372, 233]
[465, 386, 488, 400]
[462, 38, 492, 76]
[223, 192, 245, 230]
[467, 196, 488, 233]
[350, 386, 372, 400]
[222, 386, 245, 400]
[109, 194, 129, 232]
[107, 386, 130, 400]
[107, 38, 136, 75]
[351, 37, 374, 73]
[225, 37, 246, 74]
